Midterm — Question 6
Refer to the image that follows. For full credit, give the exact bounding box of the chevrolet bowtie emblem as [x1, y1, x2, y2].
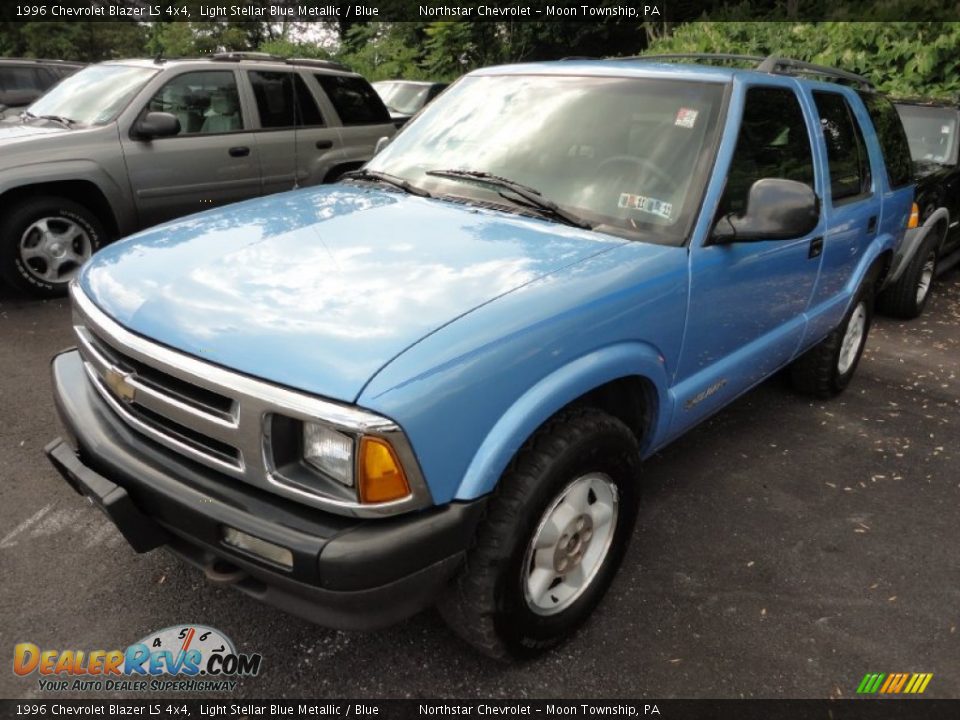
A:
[104, 368, 136, 403]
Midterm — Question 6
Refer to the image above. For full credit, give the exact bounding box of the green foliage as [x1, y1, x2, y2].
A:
[646, 21, 960, 98]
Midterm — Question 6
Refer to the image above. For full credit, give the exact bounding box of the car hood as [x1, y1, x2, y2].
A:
[80, 186, 626, 403]
[0, 120, 71, 144]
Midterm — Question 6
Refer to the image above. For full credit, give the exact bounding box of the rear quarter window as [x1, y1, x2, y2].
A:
[315, 74, 390, 126]
[859, 92, 913, 189]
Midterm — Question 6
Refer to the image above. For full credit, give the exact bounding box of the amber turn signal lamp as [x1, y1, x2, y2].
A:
[908, 203, 920, 229]
[358, 437, 410, 503]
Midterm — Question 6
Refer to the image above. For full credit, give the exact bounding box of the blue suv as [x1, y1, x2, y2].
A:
[47, 55, 914, 659]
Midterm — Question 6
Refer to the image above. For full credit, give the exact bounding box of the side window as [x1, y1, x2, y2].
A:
[859, 92, 913, 188]
[314, 74, 390, 126]
[814, 91, 872, 202]
[0, 66, 45, 92]
[717, 86, 815, 218]
[249, 71, 324, 129]
[145, 71, 242, 136]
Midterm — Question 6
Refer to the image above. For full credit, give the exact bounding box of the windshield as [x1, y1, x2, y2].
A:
[374, 81, 431, 115]
[28, 64, 157, 126]
[895, 104, 958, 165]
[367, 74, 725, 243]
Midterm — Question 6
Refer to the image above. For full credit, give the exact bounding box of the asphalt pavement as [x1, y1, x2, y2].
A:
[1, 271, 957, 700]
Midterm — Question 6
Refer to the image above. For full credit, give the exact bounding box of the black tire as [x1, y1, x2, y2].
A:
[438, 408, 641, 660]
[0, 196, 105, 298]
[877, 233, 939, 319]
[790, 283, 874, 398]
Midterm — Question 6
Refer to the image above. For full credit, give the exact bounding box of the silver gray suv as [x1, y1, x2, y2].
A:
[0, 52, 395, 297]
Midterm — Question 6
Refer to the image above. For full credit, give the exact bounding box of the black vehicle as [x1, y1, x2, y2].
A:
[0, 58, 84, 118]
[880, 99, 960, 318]
[373, 80, 448, 127]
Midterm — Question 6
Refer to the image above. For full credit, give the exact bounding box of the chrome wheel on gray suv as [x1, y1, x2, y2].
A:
[19, 217, 93, 287]
[1, 196, 104, 297]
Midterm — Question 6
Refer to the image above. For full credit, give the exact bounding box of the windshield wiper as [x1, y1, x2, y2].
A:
[37, 114, 77, 128]
[426, 169, 593, 230]
[342, 169, 431, 198]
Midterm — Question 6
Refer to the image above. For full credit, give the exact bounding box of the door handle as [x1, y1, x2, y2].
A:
[228, 146, 250, 158]
[808, 236, 824, 259]
[315, 139, 333, 150]
[867, 215, 877, 234]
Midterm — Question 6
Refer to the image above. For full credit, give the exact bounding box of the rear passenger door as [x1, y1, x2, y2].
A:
[314, 73, 395, 177]
[120, 69, 262, 227]
[244, 69, 341, 194]
[803, 89, 883, 342]
[674, 83, 824, 432]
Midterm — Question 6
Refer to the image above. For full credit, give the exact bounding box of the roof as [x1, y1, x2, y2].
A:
[101, 53, 356, 76]
[474, 54, 872, 90]
[0, 58, 84, 67]
[892, 97, 959, 109]
[374, 80, 445, 87]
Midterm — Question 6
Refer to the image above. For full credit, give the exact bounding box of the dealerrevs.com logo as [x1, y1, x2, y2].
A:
[13, 625, 262, 692]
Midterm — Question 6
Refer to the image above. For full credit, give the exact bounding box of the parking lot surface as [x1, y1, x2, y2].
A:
[1, 272, 957, 700]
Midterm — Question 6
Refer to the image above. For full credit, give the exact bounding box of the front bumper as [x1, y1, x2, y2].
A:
[47, 349, 486, 630]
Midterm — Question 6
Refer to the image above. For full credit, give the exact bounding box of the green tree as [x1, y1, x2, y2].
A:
[646, 21, 960, 97]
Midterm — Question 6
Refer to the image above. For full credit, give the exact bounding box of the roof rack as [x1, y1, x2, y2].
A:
[209, 51, 350, 72]
[757, 55, 872, 90]
[619, 52, 873, 89]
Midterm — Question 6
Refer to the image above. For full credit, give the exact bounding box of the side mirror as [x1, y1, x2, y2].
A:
[374, 136, 391, 155]
[134, 111, 180, 140]
[711, 178, 819, 243]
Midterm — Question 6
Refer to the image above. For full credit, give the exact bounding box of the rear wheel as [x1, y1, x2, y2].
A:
[438, 408, 641, 660]
[0, 197, 104, 297]
[790, 283, 874, 398]
[877, 233, 939, 319]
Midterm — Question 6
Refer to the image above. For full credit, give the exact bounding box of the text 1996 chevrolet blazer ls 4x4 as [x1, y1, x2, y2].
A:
[47, 55, 915, 659]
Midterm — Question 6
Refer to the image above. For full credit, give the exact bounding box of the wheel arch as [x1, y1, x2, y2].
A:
[0, 180, 120, 239]
[453, 342, 671, 501]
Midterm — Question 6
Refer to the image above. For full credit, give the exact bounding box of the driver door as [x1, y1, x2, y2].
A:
[120, 69, 262, 228]
[671, 83, 824, 433]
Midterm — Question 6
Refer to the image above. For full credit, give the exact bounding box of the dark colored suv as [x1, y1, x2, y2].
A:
[0, 58, 83, 117]
[880, 99, 960, 317]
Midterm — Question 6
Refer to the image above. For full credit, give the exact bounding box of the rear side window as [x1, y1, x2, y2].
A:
[0, 66, 46, 92]
[718, 86, 815, 218]
[315, 74, 390, 126]
[859, 93, 913, 188]
[249, 71, 324, 129]
[814, 91, 872, 202]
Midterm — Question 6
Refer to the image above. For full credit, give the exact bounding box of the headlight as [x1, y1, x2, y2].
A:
[302, 422, 354, 487]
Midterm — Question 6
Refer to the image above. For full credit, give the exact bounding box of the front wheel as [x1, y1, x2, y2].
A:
[438, 408, 641, 660]
[0, 196, 104, 297]
[790, 283, 874, 398]
[877, 234, 938, 319]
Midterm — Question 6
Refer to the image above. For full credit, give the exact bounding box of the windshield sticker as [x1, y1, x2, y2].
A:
[942, 125, 952, 134]
[675, 108, 699, 129]
[618, 193, 673, 220]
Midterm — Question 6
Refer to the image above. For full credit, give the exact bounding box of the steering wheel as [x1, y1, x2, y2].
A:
[596, 155, 680, 196]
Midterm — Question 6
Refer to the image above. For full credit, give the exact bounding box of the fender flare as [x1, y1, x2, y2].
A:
[887, 207, 949, 284]
[454, 342, 671, 501]
[0, 161, 131, 234]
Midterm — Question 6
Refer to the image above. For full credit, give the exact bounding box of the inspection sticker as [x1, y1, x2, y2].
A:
[618, 193, 673, 219]
[675, 107, 699, 128]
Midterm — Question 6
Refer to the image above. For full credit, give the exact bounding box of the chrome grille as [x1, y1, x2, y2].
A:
[70, 284, 433, 517]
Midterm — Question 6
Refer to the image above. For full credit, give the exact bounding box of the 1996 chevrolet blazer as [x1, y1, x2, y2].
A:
[47, 55, 915, 659]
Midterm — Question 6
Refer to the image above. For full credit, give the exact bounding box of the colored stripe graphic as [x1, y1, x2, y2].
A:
[857, 672, 932, 694]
